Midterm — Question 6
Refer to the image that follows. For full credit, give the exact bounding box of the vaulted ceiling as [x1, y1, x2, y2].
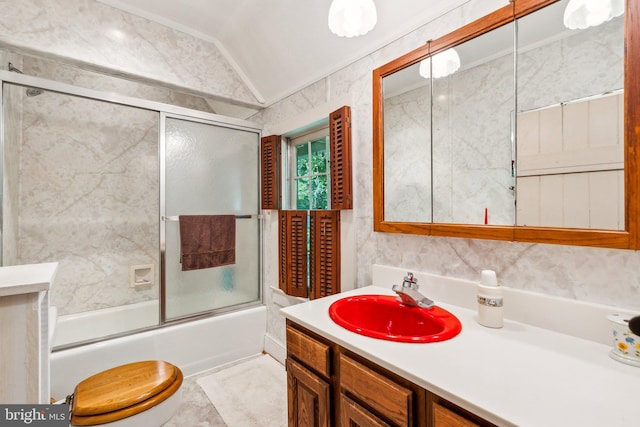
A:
[96, 0, 470, 106]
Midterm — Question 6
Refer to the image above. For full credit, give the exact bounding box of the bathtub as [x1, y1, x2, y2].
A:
[53, 300, 160, 348]
[50, 304, 266, 399]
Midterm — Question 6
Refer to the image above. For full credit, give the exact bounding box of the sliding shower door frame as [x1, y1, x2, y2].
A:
[0, 70, 264, 346]
[159, 112, 264, 324]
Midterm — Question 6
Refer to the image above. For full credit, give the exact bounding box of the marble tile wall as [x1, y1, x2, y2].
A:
[431, 50, 514, 226]
[20, 56, 216, 113]
[383, 85, 432, 223]
[518, 16, 623, 112]
[0, 0, 260, 108]
[16, 87, 160, 316]
[1, 51, 22, 266]
[253, 0, 640, 348]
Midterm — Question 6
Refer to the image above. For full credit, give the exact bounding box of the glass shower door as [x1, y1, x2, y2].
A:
[162, 115, 261, 320]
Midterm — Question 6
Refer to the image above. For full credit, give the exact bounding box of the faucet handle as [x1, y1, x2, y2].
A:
[403, 272, 417, 288]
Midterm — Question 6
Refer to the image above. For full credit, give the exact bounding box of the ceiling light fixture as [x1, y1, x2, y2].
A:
[328, 0, 377, 38]
[419, 48, 461, 79]
[563, 0, 624, 30]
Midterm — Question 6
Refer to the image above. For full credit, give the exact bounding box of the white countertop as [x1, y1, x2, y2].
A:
[281, 285, 640, 427]
[0, 262, 58, 297]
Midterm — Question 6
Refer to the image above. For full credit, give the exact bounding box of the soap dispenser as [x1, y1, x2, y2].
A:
[477, 269, 503, 328]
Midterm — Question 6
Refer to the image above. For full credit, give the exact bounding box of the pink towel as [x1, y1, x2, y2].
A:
[179, 215, 236, 271]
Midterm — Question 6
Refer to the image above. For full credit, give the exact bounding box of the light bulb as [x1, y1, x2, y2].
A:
[328, 0, 377, 38]
[563, 0, 624, 30]
[419, 48, 461, 79]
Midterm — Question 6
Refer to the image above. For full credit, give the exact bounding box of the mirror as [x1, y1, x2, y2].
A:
[516, 1, 624, 230]
[431, 22, 515, 226]
[373, 0, 639, 248]
[383, 59, 432, 222]
[382, 22, 516, 225]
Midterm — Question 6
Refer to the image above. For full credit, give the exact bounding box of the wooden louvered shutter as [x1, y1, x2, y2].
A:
[310, 210, 340, 299]
[329, 106, 353, 210]
[279, 210, 308, 297]
[261, 135, 281, 210]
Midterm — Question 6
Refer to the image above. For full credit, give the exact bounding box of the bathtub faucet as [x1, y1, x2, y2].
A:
[392, 272, 434, 309]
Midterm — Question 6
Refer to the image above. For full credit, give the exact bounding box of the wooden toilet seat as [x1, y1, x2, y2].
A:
[71, 360, 183, 426]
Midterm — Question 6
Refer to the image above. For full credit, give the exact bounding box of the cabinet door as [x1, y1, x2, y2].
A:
[340, 393, 391, 427]
[287, 358, 331, 427]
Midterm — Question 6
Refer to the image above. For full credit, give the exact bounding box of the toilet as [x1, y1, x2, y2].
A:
[69, 360, 183, 426]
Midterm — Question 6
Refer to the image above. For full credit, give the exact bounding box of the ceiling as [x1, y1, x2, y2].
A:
[96, 0, 471, 106]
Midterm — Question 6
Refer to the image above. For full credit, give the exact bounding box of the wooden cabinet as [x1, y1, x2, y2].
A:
[286, 320, 495, 427]
[428, 396, 494, 427]
[286, 322, 333, 426]
[287, 358, 331, 427]
[432, 402, 479, 427]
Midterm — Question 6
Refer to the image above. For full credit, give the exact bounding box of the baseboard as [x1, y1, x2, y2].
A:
[264, 332, 286, 365]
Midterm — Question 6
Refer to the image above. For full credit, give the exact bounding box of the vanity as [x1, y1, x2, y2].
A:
[281, 265, 640, 427]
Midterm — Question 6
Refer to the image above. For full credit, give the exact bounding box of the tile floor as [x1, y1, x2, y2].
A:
[164, 359, 286, 427]
[164, 372, 228, 427]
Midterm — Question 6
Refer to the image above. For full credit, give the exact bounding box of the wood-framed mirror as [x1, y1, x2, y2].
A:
[373, 0, 639, 249]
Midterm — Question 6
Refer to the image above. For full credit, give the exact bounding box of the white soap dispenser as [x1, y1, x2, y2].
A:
[477, 269, 503, 328]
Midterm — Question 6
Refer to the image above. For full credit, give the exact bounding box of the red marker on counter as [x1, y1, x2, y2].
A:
[484, 208, 488, 225]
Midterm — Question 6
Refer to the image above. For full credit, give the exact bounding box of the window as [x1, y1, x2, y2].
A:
[261, 106, 352, 299]
[283, 126, 330, 294]
[289, 126, 330, 210]
[260, 106, 352, 213]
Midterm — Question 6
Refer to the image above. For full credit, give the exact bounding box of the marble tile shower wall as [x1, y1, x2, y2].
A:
[20, 56, 217, 113]
[1, 51, 22, 266]
[253, 0, 640, 346]
[17, 83, 159, 316]
[0, 0, 259, 107]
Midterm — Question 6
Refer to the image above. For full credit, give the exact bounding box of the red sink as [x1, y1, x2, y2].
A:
[328, 294, 462, 343]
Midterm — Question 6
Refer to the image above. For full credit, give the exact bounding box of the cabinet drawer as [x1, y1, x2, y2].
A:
[339, 354, 413, 426]
[433, 402, 479, 427]
[286, 325, 331, 378]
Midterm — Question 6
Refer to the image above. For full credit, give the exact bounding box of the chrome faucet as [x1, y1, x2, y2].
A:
[392, 272, 434, 309]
